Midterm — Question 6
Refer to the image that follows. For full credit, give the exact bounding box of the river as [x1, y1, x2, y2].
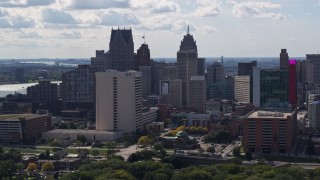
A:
[0, 81, 61, 97]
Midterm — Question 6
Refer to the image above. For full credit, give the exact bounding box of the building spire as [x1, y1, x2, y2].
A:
[187, 26, 190, 35]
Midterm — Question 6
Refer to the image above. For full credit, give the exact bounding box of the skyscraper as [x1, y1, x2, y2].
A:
[238, 61, 257, 76]
[109, 28, 134, 71]
[252, 67, 289, 108]
[306, 54, 320, 84]
[96, 70, 142, 133]
[136, 43, 152, 99]
[177, 27, 198, 107]
[91, 50, 110, 72]
[207, 62, 225, 84]
[234, 76, 250, 103]
[280, 49, 289, 70]
[289, 60, 297, 106]
[188, 76, 206, 113]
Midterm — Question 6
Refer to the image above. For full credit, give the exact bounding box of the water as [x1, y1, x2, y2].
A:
[0, 81, 61, 97]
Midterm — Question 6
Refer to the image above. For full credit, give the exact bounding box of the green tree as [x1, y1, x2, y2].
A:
[245, 150, 253, 161]
[232, 146, 241, 157]
[207, 146, 216, 153]
[188, 170, 213, 180]
[77, 135, 87, 144]
[42, 161, 54, 172]
[0, 160, 16, 179]
[92, 150, 100, 157]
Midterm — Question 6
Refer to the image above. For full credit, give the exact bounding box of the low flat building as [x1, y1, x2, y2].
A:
[0, 114, 51, 144]
[42, 129, 123, 142]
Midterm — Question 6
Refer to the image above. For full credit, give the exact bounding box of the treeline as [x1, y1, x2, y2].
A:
[62, 155, 320, 180]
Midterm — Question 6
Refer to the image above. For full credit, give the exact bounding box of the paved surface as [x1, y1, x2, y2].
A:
[115, 144, 143, 160]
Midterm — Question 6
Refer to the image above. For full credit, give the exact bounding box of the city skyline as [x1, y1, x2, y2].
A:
[0, 0, 320, 59]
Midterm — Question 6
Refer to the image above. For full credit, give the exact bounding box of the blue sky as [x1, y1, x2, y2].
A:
[0, 0, 319, 58]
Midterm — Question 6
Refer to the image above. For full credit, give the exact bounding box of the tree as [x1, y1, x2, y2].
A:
[39, 152, 47, 159]
[27, 162, 38, 172]
[46, 149, 51, 159]
[245, 150, 253, 161]
[138, 136, 151, 147]
[92, 150, 100, 157]
[207, 146, 216, 153]
[42, 161, 54, 172]
[77, 135, 87, 144]
[233, 146, 241, 157]
[188, 170, 213, 180]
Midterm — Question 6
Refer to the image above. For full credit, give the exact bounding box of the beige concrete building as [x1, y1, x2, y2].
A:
[96, 70, 142, 133]
[234, 76, 250, 103]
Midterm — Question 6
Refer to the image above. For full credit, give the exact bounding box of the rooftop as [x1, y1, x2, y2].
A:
[45, 129, 119, 135]
[0, 114, 46, 121]
[247, 111, 292, 119]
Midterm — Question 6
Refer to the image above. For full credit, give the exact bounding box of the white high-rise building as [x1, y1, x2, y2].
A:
[235, 76, 250, 103]
[96, 70, 142, 133]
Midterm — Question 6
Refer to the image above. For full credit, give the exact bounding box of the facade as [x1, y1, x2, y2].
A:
[310, 101, 320, 131]
[206, 62, 225, 84]
[238, 61, 257, 76]
[253, 67, 289, 108]
[234, 76, 250, 103]
[305, 54, 320, 84]
[0, 114, 51, 144]
[95, 70, 142, 133]
[160, 79, 182, 107]
[197, 58, 205, 76]
[62, 65, 95, 105]
[139, 66, 152, 99]
[280, 49, 289, 70]
[177, 29, 198, 107]
[91, 50, 110, 72]
[151, 61, 177, 95]
[27, 80, 59, 113]
[188, 76, 206, 113]
[141, 107, 158, 131]
[109, 28, 134, 71]
[289, 60, 297, 106]
[243, 110, 297, 154]
[135, 43, 151, 68]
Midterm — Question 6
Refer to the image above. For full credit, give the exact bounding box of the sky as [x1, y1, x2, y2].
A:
[0, 0, 319, 59]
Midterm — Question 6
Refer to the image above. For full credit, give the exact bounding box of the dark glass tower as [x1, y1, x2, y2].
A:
[109, 28, 134, 71]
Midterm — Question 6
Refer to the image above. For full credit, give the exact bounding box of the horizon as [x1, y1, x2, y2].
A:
[0, 0, 319, 58]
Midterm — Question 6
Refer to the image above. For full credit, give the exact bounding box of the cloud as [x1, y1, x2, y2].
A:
[61, 0, 130, 9]
[231, 1, 285, 20]
[137, 15, 173, 30]
[0, 16, 35, 28]
[99, 11, 139, 26]
[27, 0, 55, 6]
[18, 31, 42, 38]
[149, 0, 180, 13]
[59, 31, 82, 39]
[201, 26, 219, 33]
[131, 0, 180, 14]
[42, 8, 77, 24]
[194, 0, 221, 17]
[173, 20, 195, 33]
[0, 9, 8, 17]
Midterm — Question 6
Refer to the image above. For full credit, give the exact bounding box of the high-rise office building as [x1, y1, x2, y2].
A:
[280, 49, 289, 70]
[61, 65, 95, 108]
[197, 58, 205, 76]
[289, 60, 297, 106]
[160, 79, 182, 107]
[206, 62, 225, 84]
[306, 54, 320, 84]
[238, 61, 257, 76]
[96, 70, 142, 133]
[252, 67, 289, 108]
[310, 101, 320, 131]
[136, 43, 152, 99]
[91, 50, 110, 72]
[109, 28, 134, 71]
[188, 76, 206, 113]
[234, 76, 250, 103]
[177, 28, 198, 107]
[27, 80, 59, 113]
[151, 61, 177, 95]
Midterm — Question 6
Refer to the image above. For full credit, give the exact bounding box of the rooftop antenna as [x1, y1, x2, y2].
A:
[142, 34, 146, 44]
[187, 26, 190, 34]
